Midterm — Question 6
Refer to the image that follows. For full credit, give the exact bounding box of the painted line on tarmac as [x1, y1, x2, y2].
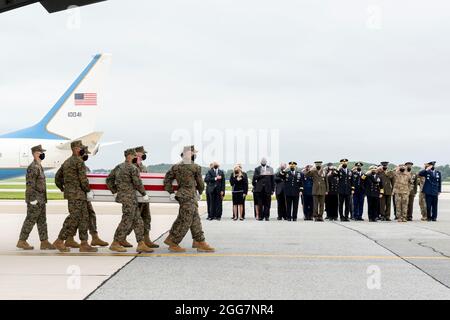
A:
[2, 251, 450, 261]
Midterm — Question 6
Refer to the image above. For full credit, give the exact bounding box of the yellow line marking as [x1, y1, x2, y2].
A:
[1, 251, 449, 261]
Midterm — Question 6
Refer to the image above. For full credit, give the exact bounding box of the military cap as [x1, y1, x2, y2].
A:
[355, 162, 364, 167]
[314, 161, 323, 165]
[428, 161, 436, 166]
[182, 145, 198, 154]
[31, 145, 46, 153]
[369, 165, 378, 170]
[81, 145, 92, 155]
[124, 148, 137, 157]
[340, 159, 349, 163]
[405, 162, 414, 166]
[380, 161, 389, 166]
[71, 140, 83, 149]
[135, 146, 148, 154]
[326, 162, 333, 167]
[289, 161, 298, 166]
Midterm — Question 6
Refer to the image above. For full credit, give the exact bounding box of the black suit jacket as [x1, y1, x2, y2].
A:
[204, 168, 226, 194]
[252, 166, 275, 194]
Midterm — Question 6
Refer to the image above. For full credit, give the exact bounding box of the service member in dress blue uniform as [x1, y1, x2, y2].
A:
[338, 159, 353, 222]
[285, 162, 303, 221]
[362, 166, 384, 222]
[419, 161, 442, 221]
[275, 163, 288, 220]
[301, 165, 314, 220]
[326, 166, 340, 221]
[352, 162, 366, 221]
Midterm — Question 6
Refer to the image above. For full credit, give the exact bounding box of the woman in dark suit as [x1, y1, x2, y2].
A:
[230, 165, 248, 221]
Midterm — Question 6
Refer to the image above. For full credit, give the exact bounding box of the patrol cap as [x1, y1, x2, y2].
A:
[381, 161, 389, 166]
[81, 145, 92, 155]
[405, 162, 414, 166]
[31, 145, 46, 153]
[135, 146, 148, 154]
[124, 148, 137, 157]
[289, 161, 297, 166]
[355, 162, 364, 167]
[71, 140, 83, 149]
[340, 159, 349, 163]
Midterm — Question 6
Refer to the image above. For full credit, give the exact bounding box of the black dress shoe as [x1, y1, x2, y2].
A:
[265, 218, 269, 221]
[277, 217, 282, 221]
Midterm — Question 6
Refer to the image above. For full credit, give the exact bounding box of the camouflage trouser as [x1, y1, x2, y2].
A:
[407, 194, 416, 220]
[58, 200, 89, 241]
[114, 201, 144, 242]
[19, 203, 48, 241]
[395, 193, 409, 220]
[127, 203, 151, 237]
[170, 199, 205, 244]
[419, 193, 427, 219]
[69, 201, 98, 237]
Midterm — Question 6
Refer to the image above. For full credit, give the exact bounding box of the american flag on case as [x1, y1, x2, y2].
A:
[87, 173, 178, 203]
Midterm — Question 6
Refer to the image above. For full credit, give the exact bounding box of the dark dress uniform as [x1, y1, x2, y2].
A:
[252, 165, 275, 220]
[285, 169, 302, 221]
[352, 169, 366, 220]
[275, 170, 288, 220]
[338, 167, 353, 221]
[363, 172, 383, 222]
[301, 171, 314, 220]
[326, 171, 339, 220]
[419, 166, 442, 221]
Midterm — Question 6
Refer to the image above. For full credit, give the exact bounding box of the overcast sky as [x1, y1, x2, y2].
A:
[1, 0, 449, 170]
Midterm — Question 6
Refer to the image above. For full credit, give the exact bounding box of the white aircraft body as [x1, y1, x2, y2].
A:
[0, 53, 112, 181]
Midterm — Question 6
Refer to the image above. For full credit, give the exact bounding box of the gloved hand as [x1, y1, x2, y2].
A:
[142, 194, 150, 202]
[30, 200, 38, 205]
[196, 192, 202, 201]
[87, 191, 94, 201]
[169, 193, 177, 201]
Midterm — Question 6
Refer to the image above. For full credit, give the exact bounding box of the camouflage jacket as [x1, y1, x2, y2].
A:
[164, 162, 204, 202]
[409, 172, 419, 195]
[55, 155, 90, 200]
[25, 160, 47, 204]
[392, 171, 413, 195]
[135, 163, 148, 173]
[106, 162, 146, 204]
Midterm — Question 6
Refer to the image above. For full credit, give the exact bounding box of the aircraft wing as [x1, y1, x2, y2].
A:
[0, 0, 107, 14]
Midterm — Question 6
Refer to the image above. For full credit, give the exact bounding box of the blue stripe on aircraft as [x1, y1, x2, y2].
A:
[0, 168, 27, 180]
[0, 54, 102, 140]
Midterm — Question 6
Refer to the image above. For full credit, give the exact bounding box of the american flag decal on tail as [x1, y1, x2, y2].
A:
[75, 93, 97, 106]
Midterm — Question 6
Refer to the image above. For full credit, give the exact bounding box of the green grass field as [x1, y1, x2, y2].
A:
[0, 192, 64, 200]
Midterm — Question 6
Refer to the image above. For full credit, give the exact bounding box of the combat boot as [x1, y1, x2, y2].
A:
[65, 236, 81, 248]
[109, 241, 127, 253]
[144, 234, 160, 248]
[193, 241, 215, 253]
[119, 239, 133, 248]
[40, 240, 56, 250]
[136, 241, 154, 253]
[91, 233, 109, 247]
[164, 235, 186, 253]
[16, 240, 34, 250]
[80, 241, 98, 253]
[53, 239, 70, 253]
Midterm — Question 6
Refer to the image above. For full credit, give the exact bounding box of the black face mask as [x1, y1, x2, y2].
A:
[431, 167, 435, 171]
[357, 168, 362, 172]
[82, 155, 89, 162]
[234, 170, 240, 174]
[342, 164, 348, 169]
[191, 154, 196, 162]
[316, 166, 321, 170]
[407, 168, 412, 172]
[141, 154, 147, 161]
[372, 171, 377, 175]
[213, 165, 219, 169]
[39, 153, 46, 161]
[400, 169, 405, 173]
[79, 149, 86, 157]
[132, 158, 138, 164]
[290, 167, 295, 171]
[383, 166, 388, 171]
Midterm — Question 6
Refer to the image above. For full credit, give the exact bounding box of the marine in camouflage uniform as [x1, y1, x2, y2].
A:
[392, 165, 413, 222]
[107, 149, 153, 253]
[124, 146, 158, 248]
[163, 145, 214, 252]
[65, 146, 109, 248]
[418, 164, 428, 221]
[53, 140, 97, 253]
[17, 145, 55, 251]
